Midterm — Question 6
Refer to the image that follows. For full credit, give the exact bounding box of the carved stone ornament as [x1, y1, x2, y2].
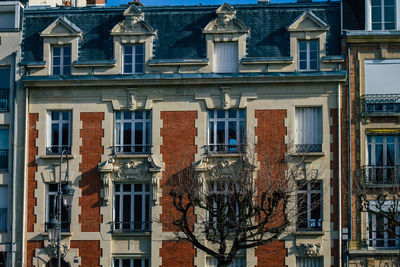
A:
[127, 88, 137, 110]
[98, 156, 161, 205]
[111, 4, 157, 36]
[203, 3, 249, 34]
[221, 87, 231, 109]
[45, 242, 69, 259]
[194, 156, 256, 178]
[296, 243, 321, 257]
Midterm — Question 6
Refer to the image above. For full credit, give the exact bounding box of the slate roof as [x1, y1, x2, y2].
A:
[22, 2, 341, 63]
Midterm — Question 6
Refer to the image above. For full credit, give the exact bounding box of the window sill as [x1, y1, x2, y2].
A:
[41, 232, 72, 237]
[361, 112, 400, 117]
[113, 154, 151, 158]
[41, 154, 75, 159]
[293, 230, 324, 236]
[292, 152, 325, 157]
[111, 231, 151, 236]
[206, 153, 243, 157]
[349, 249, 400, 255]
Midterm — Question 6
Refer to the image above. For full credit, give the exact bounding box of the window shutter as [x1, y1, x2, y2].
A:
[213, 42, 238, 73]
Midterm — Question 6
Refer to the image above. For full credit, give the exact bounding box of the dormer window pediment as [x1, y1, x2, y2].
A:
[40, 16, 82, 38]
[111, 5, 157, 36]
[287, 11, 330, 33]
[203, 3, 249, 34]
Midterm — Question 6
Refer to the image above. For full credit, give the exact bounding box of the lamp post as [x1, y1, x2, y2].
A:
[47, 150, 75, 267]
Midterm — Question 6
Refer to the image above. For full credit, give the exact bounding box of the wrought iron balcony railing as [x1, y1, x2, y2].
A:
[205, 144, 246, 154]
[113, 145, 151, 155]
[362, 165, 400, 184]
[367, 237, 400, 249]
[0, 90, 9, 112]
[0, 149, 8, 171]
[46, 146, 71, 155]
[0, 208, 6, 232]
[295, 144, 322, 153]
[362, 94, 400, 113]
[296, 218, 322, 232]
[111, 221, 150, 233]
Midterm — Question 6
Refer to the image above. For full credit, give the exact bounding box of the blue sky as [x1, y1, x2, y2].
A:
[106, 0, 331, 7]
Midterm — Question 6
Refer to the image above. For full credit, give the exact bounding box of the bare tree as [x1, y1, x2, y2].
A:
[166, 141, 320, 267]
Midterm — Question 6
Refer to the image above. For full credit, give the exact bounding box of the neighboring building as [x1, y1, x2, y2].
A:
[343, 0, 400, 266]
[0, 1, 25, 266]
[21, 1, 345, 266]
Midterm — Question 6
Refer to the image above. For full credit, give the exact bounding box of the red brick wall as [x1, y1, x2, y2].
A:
[27, 113, 38, 232]
[26, 241, 42, 267]
[79, 112, 104, 232]
[160, 241, 195, 267]
[254, 110, 287, 266]
[255, 241, 287, 267]
[330, 109, 339, 266]
[71, 240, 101, 267]
[159, 111, 197, 232]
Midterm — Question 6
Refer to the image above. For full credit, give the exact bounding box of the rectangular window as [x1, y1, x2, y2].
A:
[298, 40, 319, 71]
[0, 129, 8, 171]
[123, 44, 144, 74]
[0, 186, 7, 232]
[46, 184, 70, 232]
[52, 46, 71, 75]
[368, 212, 400, 248]
[213, 42, 238, 73]
[113, 184, 151, 233]
[295, 107, 322, 153]
[114, 111, 151, 154]
[0, 68, 10, 111]
[0, 252, 6, 267]
[47, 111, 71, 155]
[206, 257, 245, 267]
[113, 258, 150, 267]
[296, 257, 323, 267]
[208, 109, 245, 153]
[371, 0, 396, 30]
[297, 181, 322, 231]
[365, 135, 400, 183]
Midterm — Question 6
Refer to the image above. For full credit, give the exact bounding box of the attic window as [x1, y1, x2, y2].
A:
[298, 40, 318, 71]
[213, 42, 238, 73]
[52, 46, 71, 75]
[123, 44, 144, 74]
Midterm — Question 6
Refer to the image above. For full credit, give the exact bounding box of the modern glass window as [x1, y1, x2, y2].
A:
[365, 135, 400, 183]
[295, 107, 322, 153]
[46, 183, 70, 232]
[368, 212, 400, 248]
[0, 129, 8, 171]
[123, 44, 144, 74]
[208, 109, 245, 153]
[371, 0, 396, 30]
[113, 258, 150, 267]
[213, 42, 238, 73]
[52, 46, 71, 75]
[0, 186, 7, 232]
[206, 257, 245, 267]
[296, 257, 323, 267]
[298, 40, 319, 71]
[47, 111, 71, 155]
[114, 111, 151, 154]
[297, 181, 322, 231]
[0, 68, 10, 111]
[113, 184, 150, 232]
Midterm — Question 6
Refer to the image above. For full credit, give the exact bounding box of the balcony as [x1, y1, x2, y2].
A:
[111, 221, 150, 233]
[0, 90, 9, 112]
[46, 146, 71, 155]
[113, 145, 151, 155]
[296, 218, 322, 232]
[0, 208, 6, 232]
[361, 165, 400, 185]
[295, 144, 322, 153]
[205, 144, 246, 154]
[0, 149, 8, 171]
[362, 94, 400, 114]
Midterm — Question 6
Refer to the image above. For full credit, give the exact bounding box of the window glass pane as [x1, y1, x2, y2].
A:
[52, 124, 59, 146]
[299, 41, 306, 51]
[209, 122, 214, 144]
[217, 110, 225, 118]
[228, 110, 236, 118]
[134, 195, 142, 225]
[123, 123, 132, 145]
[310, 41, 318, 51]
[116, 122, 121, 146]
[310, 60, 318, 70]
[299, 61, 307, 70]
[0, 69, 10, 89]
[115, 184, 120, 192]
[145, 194, 150, 226]
[62, 123, 69, 146]
[385, 0, 394, 5]
[123, 184, 131, 192]
[135, 63, 144, 73]
[53, 47, 60, 56]
[124, 46, 133, 55]
[124, 112, 132, 120]
[63, 66, 71, 75]
[299, 52, 307, 61]
[124, 64, 132, 74]
[134, 259, 142, 267]
[146, 122, 151, 146]
[53, 66, 60, 75]
[122, 195, 131, 222]
[136, 45, 144, 55]
[134, 184, 142, 192]
[53, 57, 60, 66]
[115, 194, 120, 222]
[113, 259, 119, 267]
[209, 110, 214, 119]
[135, 122, 143, 146]
[122, 259, 130, 267]
[372, 6, 382, 23]
[217, 121, 225, 144]
[0, 130, 8, 150]
[239, 110, 245, 118]
[116, 111, 121, 120]
[228, 121, 237, 144]
[135, 111, 143, 119]
[63, 46, 71, 56]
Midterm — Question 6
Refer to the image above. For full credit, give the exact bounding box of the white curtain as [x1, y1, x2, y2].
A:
[365, 59, 400, 95]
[213, 42, 238, 73]
[296, 257, 323, 267]
[295, 107, 322, 145]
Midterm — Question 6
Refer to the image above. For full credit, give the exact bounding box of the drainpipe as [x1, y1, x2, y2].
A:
[21, 86, 28, 267]
[338, 82, 342, 267]
[345, 43, 352, 267]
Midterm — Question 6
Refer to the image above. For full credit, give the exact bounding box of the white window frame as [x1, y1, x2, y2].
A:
[52, 46, 71, 75]
[113, 258, 150, 267]
[367, 135, 400, 166]
[122, 44, 145, 74]
[114, 111, 151, 154]
[367, 211, 400, 248]
[207, 109, 245, 153]
[297, 181, 322, 231]
[298, 40, 319, 71]
[369, 0, 397, 30]
[47, 111, 72, 155]
[213, 42, 238, 73]
[113, 183, 151, 232]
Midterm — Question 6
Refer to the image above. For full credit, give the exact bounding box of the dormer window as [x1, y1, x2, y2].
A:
[52, 46, 71, 75]
[371, 0, 395, 30]
[123, 44, 144, 74]
[299, 40, 319, 71]
[213, 42, 238, 73]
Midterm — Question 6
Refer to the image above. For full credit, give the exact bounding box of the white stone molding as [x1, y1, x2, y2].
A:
[203, 3, 249, 35]
[111, 5, 157, 37]
[127, 88, 137, 110]
[40, 16, 83, 38]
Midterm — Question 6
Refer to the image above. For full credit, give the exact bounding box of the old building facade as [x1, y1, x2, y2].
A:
[21, 1, 345, 266]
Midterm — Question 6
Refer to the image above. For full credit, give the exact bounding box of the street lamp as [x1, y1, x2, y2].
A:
[47, 150, 74, 267]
